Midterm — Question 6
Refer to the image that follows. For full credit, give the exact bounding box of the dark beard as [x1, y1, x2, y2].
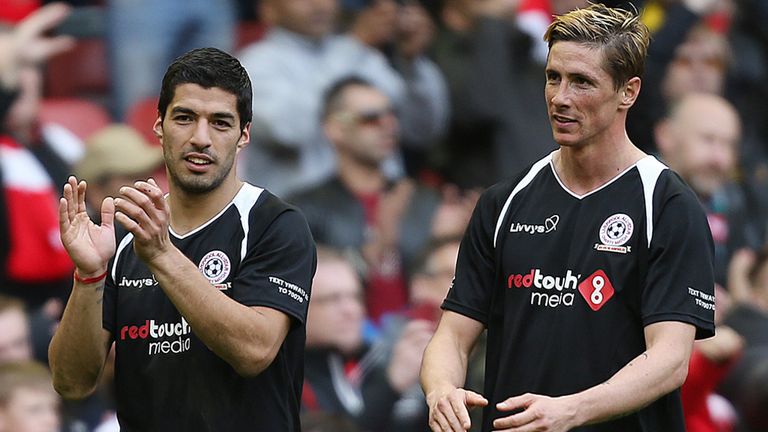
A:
[166, 157, 234, 195]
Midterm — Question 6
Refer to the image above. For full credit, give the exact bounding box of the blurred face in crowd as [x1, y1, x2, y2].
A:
[0, 308, 32, 365]
[354, 0, 398, 45]
[3, 67, 41, 135]
[325, 84, 398, 168]
[411, 241, 460, 306]
[545, 42, 634, 148]
[0, 387, 60, 432]
[656, 94, 740, 198]
[264, 0, 339, 39]
[153, 84, 249, 195]
[306, 256, 365, 355]
[662, 26, 728, 102]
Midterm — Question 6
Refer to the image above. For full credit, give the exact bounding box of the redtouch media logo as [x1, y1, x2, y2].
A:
[507, 268, 616, 310]
[119, 318, 193, 356]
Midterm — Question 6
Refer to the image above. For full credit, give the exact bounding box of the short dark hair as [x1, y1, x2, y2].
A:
[321, 76, 375, 120]
[158, 47, 252, 129]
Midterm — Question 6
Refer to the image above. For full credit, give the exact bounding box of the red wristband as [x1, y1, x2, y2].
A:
[74, 269, 108, 284]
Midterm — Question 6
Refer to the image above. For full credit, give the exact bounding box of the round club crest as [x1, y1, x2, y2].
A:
[599, 213, 634, 246]
[198, 250, 231, 284]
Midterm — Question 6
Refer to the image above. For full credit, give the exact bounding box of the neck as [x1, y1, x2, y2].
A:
[553, 132, 645, 195]
[167, 177, 243, 235]
[337, 155, 385, 195]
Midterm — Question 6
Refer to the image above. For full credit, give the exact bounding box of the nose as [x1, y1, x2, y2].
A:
[190, 119, 212, 147]
[549, 81, 571, 108]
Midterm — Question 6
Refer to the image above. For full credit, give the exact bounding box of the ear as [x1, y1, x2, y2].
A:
[619, 77, 641, 110]
[152, 116, 163, 142]
[323, 118, 344, 149]
[236, 122, 251, 154]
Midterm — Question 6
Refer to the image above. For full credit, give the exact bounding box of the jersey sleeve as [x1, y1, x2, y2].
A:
[642, 175, 715, 339]
[232, 208, 317, 325]
[441, 185, 504, 326]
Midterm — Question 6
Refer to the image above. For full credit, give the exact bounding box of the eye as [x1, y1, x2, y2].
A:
[173, 114, 193, 123]
[212, 119, 233, 129]
[573, 76, 592, 87]
[545, 72, 560, 84]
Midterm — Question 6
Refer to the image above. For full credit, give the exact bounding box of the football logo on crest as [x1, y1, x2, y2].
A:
[599, 213, 633, 246]
[199, 250, 231, 284]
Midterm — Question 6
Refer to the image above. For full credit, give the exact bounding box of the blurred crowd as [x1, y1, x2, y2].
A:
[1, 0, 768, 431]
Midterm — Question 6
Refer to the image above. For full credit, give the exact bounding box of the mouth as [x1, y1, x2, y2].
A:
[186, 156, 212, 165]
[551, 114, 578, 129]
[183, 153, 213, 172]
[552, 114, 575, 123]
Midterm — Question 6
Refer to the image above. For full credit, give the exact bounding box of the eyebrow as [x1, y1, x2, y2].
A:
[170, 106, 237, 121]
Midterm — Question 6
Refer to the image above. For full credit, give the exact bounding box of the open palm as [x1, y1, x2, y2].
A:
[58, 177, 116, 275]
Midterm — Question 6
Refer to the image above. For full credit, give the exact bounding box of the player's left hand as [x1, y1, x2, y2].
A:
[492, 393, 578, 432]
[114, 178, 172, 262]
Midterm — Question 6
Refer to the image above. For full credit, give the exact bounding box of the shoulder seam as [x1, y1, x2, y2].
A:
[494, 155, 553, 248]
[636, 156, 668, 248]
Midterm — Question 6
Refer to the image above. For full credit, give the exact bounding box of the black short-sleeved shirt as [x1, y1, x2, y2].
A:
[443, 154, 715, 432]
[103, 184, 316, 432]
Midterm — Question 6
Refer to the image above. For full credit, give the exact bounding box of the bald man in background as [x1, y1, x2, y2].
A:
[656, 93, 762, 284]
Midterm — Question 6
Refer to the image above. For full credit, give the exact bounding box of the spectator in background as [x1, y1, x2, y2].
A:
[0, 296, 32, 365]
[348, 0, 444, 175]
[290, 78, 469, 320]
[107, 0, 236, 119]
[0, 4, 75, 308]
[0, 361, 60, 432]
[303, 247, 433, 432]
[407, 235, 462, 315]
[431, 0, 556, 189]
[238, 0, 448, 196]
[375, 235, 471, 432]
[717, 250, 768, 432]
[74, 124, 164, 222]
[627, 0, 725, 152]
[655, 93, 761, 285]
[723, 248, 768, 349]
[0, 294, 114, 432]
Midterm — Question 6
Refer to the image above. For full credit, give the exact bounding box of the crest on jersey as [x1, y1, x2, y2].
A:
[199, 250, 231, 284]
[595, 213, 633, 254]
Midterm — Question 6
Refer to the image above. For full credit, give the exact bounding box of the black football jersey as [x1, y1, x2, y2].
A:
[103, 184, 316, 431]
[444, 154, 715, 432]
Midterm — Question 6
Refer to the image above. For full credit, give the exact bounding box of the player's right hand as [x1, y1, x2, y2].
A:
[58, 176, 116, 278]
[427, 387, 488, 431]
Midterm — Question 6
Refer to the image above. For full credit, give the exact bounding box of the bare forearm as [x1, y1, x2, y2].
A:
[147, 248, 280, 375]
[49, 280, 109, 399]
[569, 331, 693, 426]
[421, 331, 470, 401]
